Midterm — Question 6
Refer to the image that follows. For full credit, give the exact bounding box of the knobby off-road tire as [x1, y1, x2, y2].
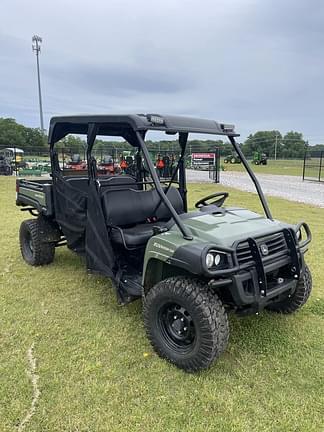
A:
[267, 265, 312, 313]
[19, 219, 55, 266]
[143, 277, 229, 372]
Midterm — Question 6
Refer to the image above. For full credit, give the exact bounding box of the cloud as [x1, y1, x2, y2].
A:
[44, 62, 193, 96]
[1, 0, 324, 142]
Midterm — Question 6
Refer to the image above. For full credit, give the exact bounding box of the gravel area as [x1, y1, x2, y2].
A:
[186, 169, 324, 208]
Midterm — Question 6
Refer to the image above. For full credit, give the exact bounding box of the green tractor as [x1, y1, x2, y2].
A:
[253, 151, 268, 165]
[224, 153, 241, 164]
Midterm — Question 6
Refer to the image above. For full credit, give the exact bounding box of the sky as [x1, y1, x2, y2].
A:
[1, 0, 324, 143]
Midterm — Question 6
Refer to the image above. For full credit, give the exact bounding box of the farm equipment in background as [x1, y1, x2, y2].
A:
[0, 155, 13, 175]
[0, 147, 26, 169]
[223, 153, 241, 164]
[155, 153, 177, 178]
[149, 151, 177, 178]
[65, 154, 87, 171]
[98, 155, 120, 175]
[24, 159, 52, 174]
[253, 151, 268, 165]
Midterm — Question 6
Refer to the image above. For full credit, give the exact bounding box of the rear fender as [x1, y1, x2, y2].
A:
[38, 216, 62, 243]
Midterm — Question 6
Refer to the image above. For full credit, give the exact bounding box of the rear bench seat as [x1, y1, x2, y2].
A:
[101, 182, 184, 248]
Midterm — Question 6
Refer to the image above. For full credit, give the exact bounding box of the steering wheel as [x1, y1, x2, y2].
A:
[195, 192, 229, 209]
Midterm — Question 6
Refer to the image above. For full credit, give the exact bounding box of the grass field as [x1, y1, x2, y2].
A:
[222, 159, 304, 176]
[0, 177, 323, 432]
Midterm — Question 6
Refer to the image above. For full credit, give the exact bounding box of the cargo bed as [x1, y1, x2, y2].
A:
[16, 178, 54, 216]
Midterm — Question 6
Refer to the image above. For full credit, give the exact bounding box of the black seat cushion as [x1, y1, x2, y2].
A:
[111, 221, 166, 248]
[102, 186, 184, 248]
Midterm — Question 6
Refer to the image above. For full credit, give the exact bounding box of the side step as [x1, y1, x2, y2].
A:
[117, 270, 142, 304]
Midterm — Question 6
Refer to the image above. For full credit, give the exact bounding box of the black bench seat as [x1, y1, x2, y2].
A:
[101, 179, 184, 248]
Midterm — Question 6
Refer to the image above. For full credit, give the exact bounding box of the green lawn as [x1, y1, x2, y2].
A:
[0, 177, 323, 432]
[222, 159, 304, 176]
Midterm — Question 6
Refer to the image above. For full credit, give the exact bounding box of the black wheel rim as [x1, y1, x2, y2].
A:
[157, 302, 196, 353]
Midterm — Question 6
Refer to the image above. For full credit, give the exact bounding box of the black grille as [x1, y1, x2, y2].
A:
[236, 233, 287, 266]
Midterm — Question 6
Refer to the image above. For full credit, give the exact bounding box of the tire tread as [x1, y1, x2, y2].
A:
[20, 218, 55, 266]
[267, 265, 312, 313]
[143, 276, 229, 372]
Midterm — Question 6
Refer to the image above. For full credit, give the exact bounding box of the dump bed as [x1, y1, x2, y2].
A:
[16, 178, 54, 216]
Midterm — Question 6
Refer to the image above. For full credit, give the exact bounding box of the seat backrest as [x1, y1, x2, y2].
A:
[155, 187, 184, 220]
[64, 176, 89, 194]
[63, 174, 138, 195]
[99, 175, 138, 190]
[102, 186, 183, 226]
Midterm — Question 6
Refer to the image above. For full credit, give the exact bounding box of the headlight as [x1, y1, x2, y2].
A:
[205, 250, 227, 270]
[214, 254, 221, 266]
[206, 253, 215, 268]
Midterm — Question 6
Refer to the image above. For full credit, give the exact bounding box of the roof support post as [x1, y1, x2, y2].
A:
[136, 131, 193, 240]
[228, 136, 273, 220]
[87, 123, 98, 181]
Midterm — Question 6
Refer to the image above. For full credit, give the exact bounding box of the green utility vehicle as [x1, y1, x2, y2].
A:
[16, 114, 312, 372]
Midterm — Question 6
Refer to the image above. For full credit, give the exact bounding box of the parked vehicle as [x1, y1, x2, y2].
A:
[253, 151, 268, 165]
[98, 155, 118, 175]
[65, 154, 87, 171]
[224, 153, 241, 164]
[16, 114, 312, 372]
[0, 147, 26, 168]
[0, 155, 13, 175]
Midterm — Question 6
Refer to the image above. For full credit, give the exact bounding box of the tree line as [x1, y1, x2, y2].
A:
[1, 117, 324, 158]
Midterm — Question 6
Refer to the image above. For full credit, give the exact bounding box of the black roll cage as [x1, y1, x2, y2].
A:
[49, 114, 273, 241]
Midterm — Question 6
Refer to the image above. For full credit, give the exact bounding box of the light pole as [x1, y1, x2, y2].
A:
[274, 132, 278, 161]
[32, 35, 44, 132]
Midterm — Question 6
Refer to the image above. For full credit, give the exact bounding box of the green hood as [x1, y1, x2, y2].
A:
[175, 208, 290, 248]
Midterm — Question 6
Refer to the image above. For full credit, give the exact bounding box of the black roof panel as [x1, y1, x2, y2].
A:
[48, 113, 239, 143]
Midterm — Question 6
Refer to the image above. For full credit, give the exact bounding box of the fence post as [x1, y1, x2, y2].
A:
[215, 147, 220, 183]
[319, 151, 323, 182]
[302, 149, 307, 181]
[14, 146, 18, 176]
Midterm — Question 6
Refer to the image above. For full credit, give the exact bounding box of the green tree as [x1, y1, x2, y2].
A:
[0, 118, 26, 149]
[281, 131, 307, 158]
[57, 135, 87, 155]
[310, 144, 324, 152]
[243, 131, 282, 157]
[24, 127, 47, 149]
[0, 118, 48, 152]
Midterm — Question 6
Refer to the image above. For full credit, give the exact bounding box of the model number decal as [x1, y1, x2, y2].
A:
[153, 242, 175, 254]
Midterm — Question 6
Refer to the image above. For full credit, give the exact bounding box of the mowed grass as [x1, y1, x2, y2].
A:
[223, 159, 304, 176]
[0, 177, 323, 432]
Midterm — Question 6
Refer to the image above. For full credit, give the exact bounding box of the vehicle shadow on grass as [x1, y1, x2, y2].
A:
[53, 247, 143, 315]
[210, 311, 308, 372]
